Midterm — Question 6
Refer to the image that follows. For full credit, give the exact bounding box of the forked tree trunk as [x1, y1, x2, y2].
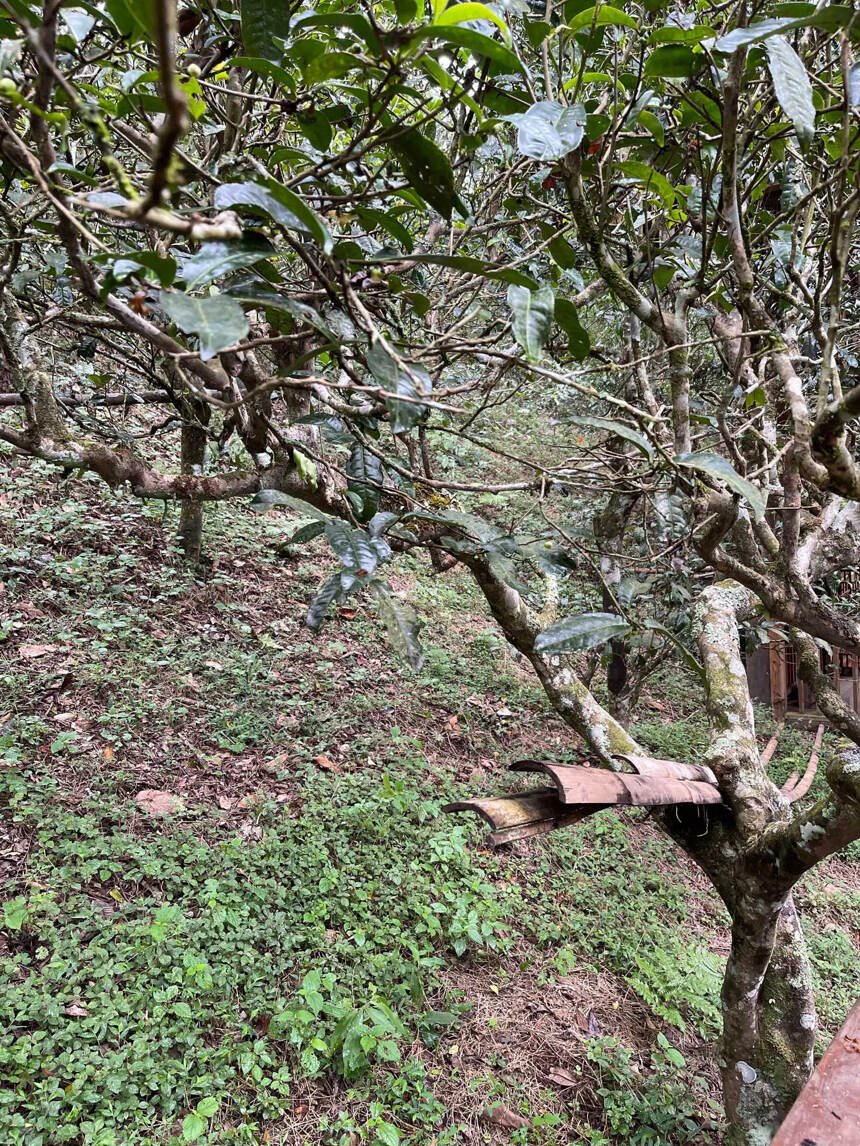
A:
[463, 556, 824, 1146]
[721, 895, 815, 1144]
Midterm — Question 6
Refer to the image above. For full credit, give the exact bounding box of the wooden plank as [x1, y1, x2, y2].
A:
[770, 636, 788, 721]
[613, 753, 718, 786]
[509, 762, 723, 807]
[442, 789, 607, 845]
[782, 723, 823, 802]
[771, 1000, 860, 1146]
[760, 722, 784, 766]
[746, 643, 772, 703]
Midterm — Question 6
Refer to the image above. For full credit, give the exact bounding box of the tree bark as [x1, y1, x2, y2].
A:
[462, 559, 829, 1146]
[177, 402, 209, 564]
[721, 897, 815, 1146]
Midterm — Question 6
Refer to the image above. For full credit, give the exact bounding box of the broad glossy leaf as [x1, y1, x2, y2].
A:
[368, 511, 400, 537]
[649, 25, 711, 45]
[434, 3, 510, 43]
[226, 286, 337, 341]
[249, 491, 331, 519]
[565, 415, 653, 460]
[106, 251, 176, 286]
[388, 130, 466, 220]
[637, 109, 665, 147]
[214, 182, 332, 253]
[569, 5, 637, 33]
[849, 62, 860, 107]
[354, 207, 414, 252]
[548, 236, 577, 270]
[535, 612, 632, 654]
[411, 26, 524, 73]
[287, 521, 326, 545]
[714, 17, 810, 53]
[370, 581, 424, 670]
[644, 45, 700, 78]
[306, 572, 343, 630]
[304, 51, 366, 85]
[367, 343, 432, 432]
[179, 236, 275, 290]
[241, 0, 290, 60]
[505, 101, 586, 162]
[617, 161, 676, 206]
[554, 297, 590, 360]
[292, 12, 381, 54]
[158, 292, 249, 361]
[325, 521, 379, 577]
[676, 451, 765, 521]
[507, 283, 554, 362]
[346, 442, 383, 518]
[765, 37, 815, 147]
[105, 0, 156, 41]
[229, 56, 296, 90]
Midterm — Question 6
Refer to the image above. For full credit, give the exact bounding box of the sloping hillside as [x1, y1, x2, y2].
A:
[1, 458, 857, 1146]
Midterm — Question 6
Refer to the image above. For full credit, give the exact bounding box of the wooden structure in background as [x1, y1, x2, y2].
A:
[444, 754, 722, 845]
[747, 635, 860, 721]
[770, 999, 860, 1146]
[747, 570, 860, 721]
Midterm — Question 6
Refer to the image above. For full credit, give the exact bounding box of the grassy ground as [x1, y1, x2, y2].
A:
[1, 457, 857, 1146]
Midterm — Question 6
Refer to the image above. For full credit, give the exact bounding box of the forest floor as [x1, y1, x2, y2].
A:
[1, 457, 858, 1146]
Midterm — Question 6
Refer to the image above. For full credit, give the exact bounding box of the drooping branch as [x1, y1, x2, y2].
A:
[462, 555, 639, 764]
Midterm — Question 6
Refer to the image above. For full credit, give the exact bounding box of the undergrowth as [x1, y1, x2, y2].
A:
[0, 462, 857, 1145]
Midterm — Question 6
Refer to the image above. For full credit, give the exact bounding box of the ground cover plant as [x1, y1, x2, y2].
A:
[1, 471, 858, 1145]
[1, 1, 859, 1144]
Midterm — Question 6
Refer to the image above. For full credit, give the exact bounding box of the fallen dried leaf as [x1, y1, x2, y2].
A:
[103, 744, 114, 762]
[217, 795, 235, 811]
[294, 1104, 309, 1118]
[479, 1105, 529, 1131]
[19, 644, 60, 659]
[587, 1009, 601, 1037]
[135, 789, 184, 817]
[337, 606, 357, 620]
[314, 754, 342, 774]
[65, 1001, 88, 1017]
[547, 1067, 578, 1088]
[53, 712, 77, 725]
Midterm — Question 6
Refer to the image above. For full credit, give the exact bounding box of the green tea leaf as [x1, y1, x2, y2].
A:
[241, 0, 291, 60]
[676, 451, 765, 521]
[507, 283, 554, 361]
[179, 236, 275, 290]
[765, 36, 815, 147]
[388, 130, 467, 220]
[214, 182, 332, 253]
[158, 293, 249, 361]
[370, 581, 424, 671]
[535, 612, 631, 653]
[505, 100, 586, 162]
